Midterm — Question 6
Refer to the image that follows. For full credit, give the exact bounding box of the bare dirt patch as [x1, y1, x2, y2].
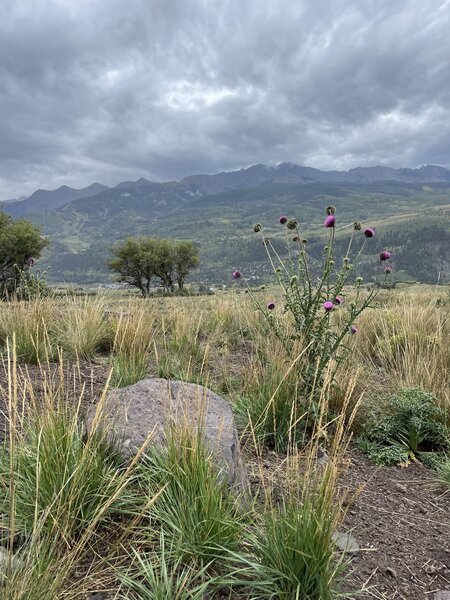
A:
[340, 450, 450, 599]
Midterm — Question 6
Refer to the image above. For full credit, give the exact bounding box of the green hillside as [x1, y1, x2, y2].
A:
[30, 181, 450, 285]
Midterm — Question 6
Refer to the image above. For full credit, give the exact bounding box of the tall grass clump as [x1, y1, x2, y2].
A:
[155, 310, 208, 383]
[118, 532, 213, 600]
[138, 428, 242, 569]
[0, 340, 129, 542]
[111, 309, 154, 387]
[0, 535, 64, 600]
[0, 299, 56, 363]
[55, 294, 114, 359]
[235, 341, 304, 451]
[247, 493, 344, 599]
[234, 378, 360, 599]
[0, 408, 125, 539]
[435, 457, 450, 492]
[0, 346, 149, 599]
[355, 294, 450, 405]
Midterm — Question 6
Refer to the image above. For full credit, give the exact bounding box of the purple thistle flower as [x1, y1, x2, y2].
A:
[363, 227, 375, 238]
[279, 215, 288, 225]
[267, 301, 276, 310]
[323, 215, 336, 228]
[232, 270, 241, 280]
[334, 295, 344, 305]
[349, 325, 358, 335]
[384, 265, 392, 274]
[379, 251, 392, 261]
[323, 301, 334, 312]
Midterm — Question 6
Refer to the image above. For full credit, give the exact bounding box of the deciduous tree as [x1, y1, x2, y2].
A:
[0, 213, 49, 299]
[107, 237, 199, 296]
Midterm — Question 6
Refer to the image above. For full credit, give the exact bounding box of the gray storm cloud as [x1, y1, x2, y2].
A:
[1, 0, 449, 198]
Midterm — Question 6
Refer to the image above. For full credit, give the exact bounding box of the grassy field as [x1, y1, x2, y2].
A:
[0, 285, 449, 598]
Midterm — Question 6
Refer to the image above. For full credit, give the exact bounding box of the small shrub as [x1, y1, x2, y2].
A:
[357, 387, 450, 465]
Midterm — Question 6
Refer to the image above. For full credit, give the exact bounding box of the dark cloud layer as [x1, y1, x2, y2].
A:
[1, 0, 450, 198]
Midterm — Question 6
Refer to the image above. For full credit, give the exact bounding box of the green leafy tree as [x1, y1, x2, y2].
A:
[174, 241, 200, 291]
[154, 239, 176, 294]
[0, 213, 49, 299]
[107, 238, 160, 297]
[107, 237, 199, 296]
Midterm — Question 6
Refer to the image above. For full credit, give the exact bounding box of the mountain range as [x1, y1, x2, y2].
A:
[4, 163, 450, 217]
[1, 163, 449, 285]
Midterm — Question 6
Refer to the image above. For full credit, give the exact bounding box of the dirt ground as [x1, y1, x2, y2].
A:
[340, 450, 450, 599]
[0, 361, 449, 599]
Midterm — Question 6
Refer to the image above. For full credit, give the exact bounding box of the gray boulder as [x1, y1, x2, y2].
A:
[86, 378, 247, 491]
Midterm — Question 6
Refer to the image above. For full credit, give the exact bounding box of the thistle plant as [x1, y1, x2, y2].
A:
[13, 263, 50, 300]
[234, 207, 393, 424]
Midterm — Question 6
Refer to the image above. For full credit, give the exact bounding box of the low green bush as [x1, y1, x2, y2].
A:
[357, 387, 450, 465]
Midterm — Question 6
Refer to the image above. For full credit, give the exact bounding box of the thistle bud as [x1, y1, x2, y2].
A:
[253, 223, 262, 233]
[286, 218, 297, 230]
[353, 221, 362, 231]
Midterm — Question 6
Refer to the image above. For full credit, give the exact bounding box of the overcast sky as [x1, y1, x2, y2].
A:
[1, 0, 450, 199]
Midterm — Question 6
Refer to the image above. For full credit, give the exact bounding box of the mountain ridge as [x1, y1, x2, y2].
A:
[3, 163, 450, 218]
